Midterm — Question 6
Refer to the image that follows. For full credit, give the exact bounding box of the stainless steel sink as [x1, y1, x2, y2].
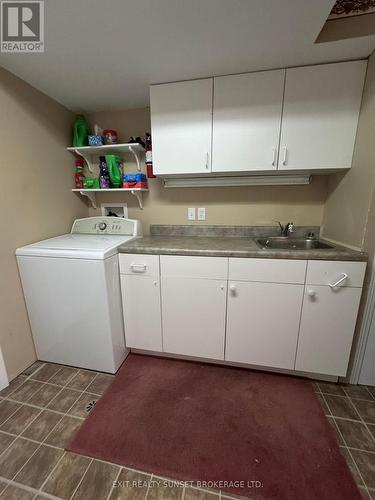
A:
[256, 237, 334, 250]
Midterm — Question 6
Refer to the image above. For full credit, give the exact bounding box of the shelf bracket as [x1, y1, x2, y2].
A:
[78, 190, 97, 208]
[128, 145, 141, 172]
[131, 190, 144, 209]
[72, 149, 94, 173]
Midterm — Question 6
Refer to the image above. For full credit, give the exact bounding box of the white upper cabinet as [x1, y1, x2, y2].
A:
[150, 79, 213, 175]
[212, 70, 285, 172]
[279, 61, 366, 170]
[149, 60, 366, 176]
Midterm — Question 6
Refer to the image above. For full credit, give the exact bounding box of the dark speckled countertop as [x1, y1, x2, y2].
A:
[119, 225, 367, 262]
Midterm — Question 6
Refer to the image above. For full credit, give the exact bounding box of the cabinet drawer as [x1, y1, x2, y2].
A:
[119, 254, 159, 278]
[306, 261, 366, 288]
[228, 258, 306, 284]
[160, 255, 228, 280]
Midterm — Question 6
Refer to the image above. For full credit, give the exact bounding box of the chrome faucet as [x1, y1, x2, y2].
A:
[276, 221, 294, 237]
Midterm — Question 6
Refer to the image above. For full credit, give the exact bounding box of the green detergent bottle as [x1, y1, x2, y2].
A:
[73, 115, 89, 147]
[105, 155, 123, 188]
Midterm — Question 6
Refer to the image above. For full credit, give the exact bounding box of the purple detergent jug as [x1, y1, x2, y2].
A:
[99, 156, 110, 189]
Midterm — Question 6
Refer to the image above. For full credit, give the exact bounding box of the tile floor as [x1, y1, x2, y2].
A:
[313, 382, 375, 500]
[0, 363, 374, 500]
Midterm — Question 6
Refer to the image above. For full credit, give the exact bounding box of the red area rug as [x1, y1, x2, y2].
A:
[67, 354, 360, 500]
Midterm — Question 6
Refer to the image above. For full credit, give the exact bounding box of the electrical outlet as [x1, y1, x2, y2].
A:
[197, 207, 206, 221]
[187, 207, 196, 220]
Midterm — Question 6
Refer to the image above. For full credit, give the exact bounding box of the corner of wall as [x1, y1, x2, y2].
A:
[321, 53, 375, 250]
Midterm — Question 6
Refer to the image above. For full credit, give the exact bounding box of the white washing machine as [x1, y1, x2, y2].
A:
[16, 217, 142, 373]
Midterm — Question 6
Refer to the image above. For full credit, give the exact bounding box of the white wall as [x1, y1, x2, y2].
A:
[0, 66, 88, 380]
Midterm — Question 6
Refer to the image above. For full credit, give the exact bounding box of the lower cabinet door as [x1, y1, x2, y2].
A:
[120, 275, 162, 351]
[295, 285, 362, 376]
[161, 277, 227, 359]
[225, 281, 304, 369]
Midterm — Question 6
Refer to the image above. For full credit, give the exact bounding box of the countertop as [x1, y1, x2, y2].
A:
[119, 236, 367, 261]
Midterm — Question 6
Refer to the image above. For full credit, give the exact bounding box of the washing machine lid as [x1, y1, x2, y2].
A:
[16, 233, 137, 259]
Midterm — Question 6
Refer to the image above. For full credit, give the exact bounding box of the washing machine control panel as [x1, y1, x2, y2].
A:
[71, 217, 141, 236]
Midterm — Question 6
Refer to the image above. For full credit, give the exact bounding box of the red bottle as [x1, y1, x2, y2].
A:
[145, 133, 155, 178]
[75, 158, 85, 188]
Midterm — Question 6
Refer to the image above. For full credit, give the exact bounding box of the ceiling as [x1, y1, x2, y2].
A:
[0, 0, 374, 112]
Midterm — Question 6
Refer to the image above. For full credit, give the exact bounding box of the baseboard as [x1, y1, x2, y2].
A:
[130, 349, 338, 382]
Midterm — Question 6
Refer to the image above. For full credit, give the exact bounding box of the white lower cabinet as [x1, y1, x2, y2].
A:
[120, 275, 162, 351]
[295, 260, 366, 376]
[161, 276, 227, 359]
[160, 255, 227, 360]
[225, 281, 304, 369]
[120, 254, 365, 377]
[119, 254, 162, 351]
[295, 286, 362, 376]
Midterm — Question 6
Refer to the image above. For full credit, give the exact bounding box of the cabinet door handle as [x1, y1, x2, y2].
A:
[272, 147, 277, 166]
[130, 264, 147, 273]
[220, 284, 225, 290]
[205, 152, 210, 169]
[282, 146, 287, 166]
[229, 284, 236, 295]
[307, 289, 316, 298]
[329, 273, 348, 289]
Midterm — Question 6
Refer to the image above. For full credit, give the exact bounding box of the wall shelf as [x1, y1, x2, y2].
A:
[72, 188, 148, 209]
[67, 143, 145, 173]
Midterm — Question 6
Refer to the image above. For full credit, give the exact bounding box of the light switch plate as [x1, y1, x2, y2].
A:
[197, 207, 206, 221]
[187, 207, 196, 220]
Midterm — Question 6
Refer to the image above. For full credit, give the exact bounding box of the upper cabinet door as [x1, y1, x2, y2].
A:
[279, 61, 366, 170]
[212, 70, 285, 172]
[150, 79, 213, 175]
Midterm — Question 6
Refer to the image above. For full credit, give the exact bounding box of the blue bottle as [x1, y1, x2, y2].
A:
[99, 156, 110, 189]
